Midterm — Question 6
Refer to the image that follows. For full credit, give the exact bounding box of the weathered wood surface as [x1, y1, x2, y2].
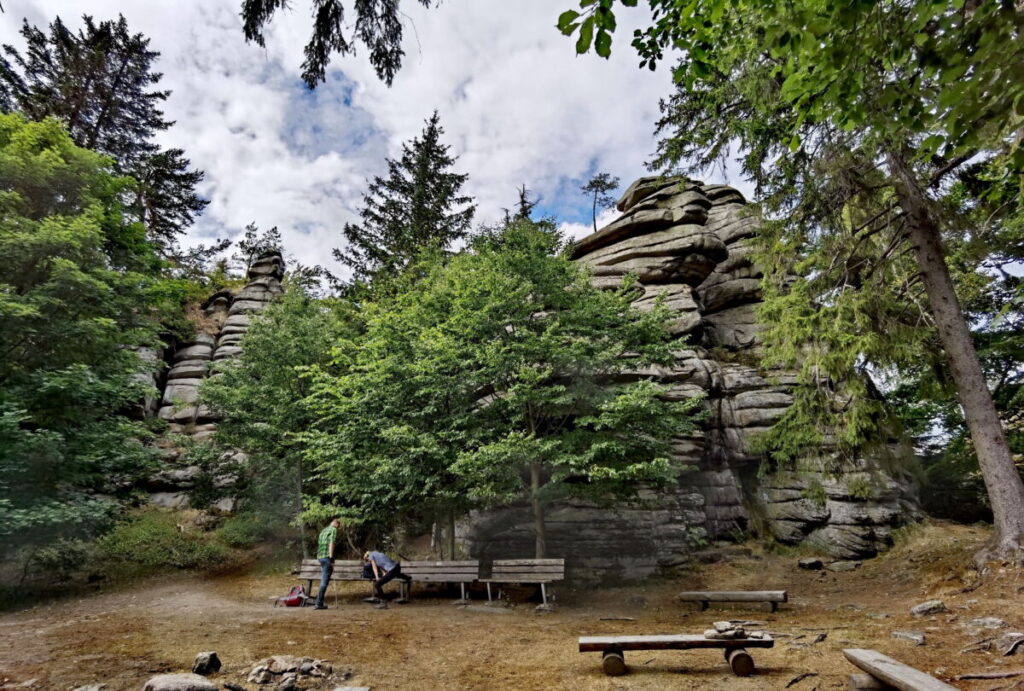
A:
[402, 561, 479, 582]
[480, 559, 565, 584]
[726, 648, 755, 676]
[579, 634, 774, 653]
[678, 590, 787, 602]
[843, 649, 959, 691]
[601, 651, 626, 676]
[297, 559, 364, 581]
[848, 673, 892, 690]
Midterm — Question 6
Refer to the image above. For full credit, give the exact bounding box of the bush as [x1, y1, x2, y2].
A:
[98, 510, 228, 571]
[29, 538, 96, 583]
[216, 514, 277, 548]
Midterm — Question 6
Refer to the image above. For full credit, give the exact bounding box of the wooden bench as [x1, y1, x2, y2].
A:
[843, 649, 958, 690]
[479, 559, 565, 606]
[297, 559, 369, 604]
[678, 590, 788, 612]
[579, 634, 774, 677]
[401, 561, 480, 601]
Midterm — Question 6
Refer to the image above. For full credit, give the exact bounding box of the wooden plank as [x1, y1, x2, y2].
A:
[407, 575, 477, 582]
[479, 577, 561, 583]
[403, 561, 478, 567]
[843, 649, 958, 691]
[678, 590, 787, 603]
[491, 559, 564, 566]
[579, 635, 774, 653]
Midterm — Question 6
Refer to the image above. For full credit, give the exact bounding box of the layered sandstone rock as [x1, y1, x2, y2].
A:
[461, 177, 918, 581]
[147, 251, 284, 511]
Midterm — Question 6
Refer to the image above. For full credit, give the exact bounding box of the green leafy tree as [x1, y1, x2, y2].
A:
[335, 111, 475, 287]
[580, 172, 619, 233]
[563, 0, 1024, 561]
[1, 14, 210, 254]
[200, 285, 353, 556]
[307, 219, 699, 558]
[0, 113, 174, 558]
[240, 0, 436, 88]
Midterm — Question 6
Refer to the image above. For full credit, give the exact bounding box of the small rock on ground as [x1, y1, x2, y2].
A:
[826, 560, 861, 572]
[797, 558, 823, 570]
[963, 617, 1007, 629]
[911, 599, 947, 616]
[192, 651, 221, 675]
[891, 630, 926, 645]
[142, 674, 218, 691]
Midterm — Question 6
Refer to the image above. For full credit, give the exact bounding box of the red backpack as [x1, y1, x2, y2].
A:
[276, 585, 307, 607]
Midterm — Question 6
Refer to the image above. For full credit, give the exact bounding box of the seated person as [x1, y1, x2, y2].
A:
[363, 550, 412, 605]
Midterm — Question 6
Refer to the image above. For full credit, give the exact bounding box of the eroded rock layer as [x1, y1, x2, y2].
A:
[462, 177, 918, 582]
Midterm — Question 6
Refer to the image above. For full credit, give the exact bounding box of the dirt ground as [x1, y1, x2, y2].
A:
[2, 522, 1024, 690]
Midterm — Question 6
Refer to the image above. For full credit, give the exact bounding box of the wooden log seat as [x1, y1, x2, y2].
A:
[579, 633, 774, 677]
[843, 649, 958, 691]
[677, 590, 788, 612]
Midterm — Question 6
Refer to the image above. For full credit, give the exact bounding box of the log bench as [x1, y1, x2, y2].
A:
[401, 560, 480, 601]
[579, 634, 774, 677]
[479, 559, 565, 606]
[843, 649, 959, 691]
[678, 590, 788, 612]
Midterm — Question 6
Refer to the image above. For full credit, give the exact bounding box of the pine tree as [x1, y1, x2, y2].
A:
[580, 172, 619, 233]
[1, 14, 208, 251]
[335, 111, 475, 285]
[240, 0, 436, 88]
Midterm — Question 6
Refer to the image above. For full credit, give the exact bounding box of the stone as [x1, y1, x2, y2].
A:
[891, 630, 926, 645]
[142, 674, 218, 691]
[797, 557, 823, 570]
[192, 651, 221, 675]
[149, 492, 191, 510]
[167, 360, 209, 380]
[997, 632, 1024, 655]
[72, 686, 106, 691]
[964, 617, 1007, 630]
[247, 666, 274, 684]
[213, 497, 237, 514]
[826, 560, 862, 572]
[173, 344, 213, 362]
[911, 600, 947, 617]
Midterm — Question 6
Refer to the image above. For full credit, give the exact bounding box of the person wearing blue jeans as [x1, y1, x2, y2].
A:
[363, 550, 411, 608]
[314, 517, 340, 609]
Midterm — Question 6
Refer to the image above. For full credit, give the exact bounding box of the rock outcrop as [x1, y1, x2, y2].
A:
[461, 177, 918, 581]
[145, 251, 285, 512]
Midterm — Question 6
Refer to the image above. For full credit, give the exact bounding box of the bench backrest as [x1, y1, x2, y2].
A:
[402, 560, 479, 583]
[298, 558, 364, 581]
[486, 558, 565, 582]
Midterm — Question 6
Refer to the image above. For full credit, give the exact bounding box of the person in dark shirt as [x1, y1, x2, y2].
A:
[363, 550, 411, 607]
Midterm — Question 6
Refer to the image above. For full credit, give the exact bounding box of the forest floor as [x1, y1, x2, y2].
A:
[2, 521, 1024, 690]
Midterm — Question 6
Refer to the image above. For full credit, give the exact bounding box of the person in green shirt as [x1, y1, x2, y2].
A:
[314, 517, 340, 609]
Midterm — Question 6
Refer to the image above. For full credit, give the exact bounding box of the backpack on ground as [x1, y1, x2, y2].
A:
[275, 585, 307, 607]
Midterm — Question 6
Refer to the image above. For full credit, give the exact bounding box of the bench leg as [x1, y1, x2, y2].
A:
[727, 648, 755, 677]
[770, 601, 778, 613]
[486, 583, 492, 602]
[540, 583, 547, 606]
[460, 583, 466, 601]
[700, 600, 709, 612]
[602, 649, 626, 676]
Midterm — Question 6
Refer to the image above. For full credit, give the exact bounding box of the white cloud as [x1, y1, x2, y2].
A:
[0, 1, 754, 278]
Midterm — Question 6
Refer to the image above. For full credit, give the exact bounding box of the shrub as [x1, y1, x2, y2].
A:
[98, 510, 228, 571]
[216, 514, 277, 548]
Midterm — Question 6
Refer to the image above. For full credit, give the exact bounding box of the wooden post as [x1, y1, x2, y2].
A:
[540, 583, 547, 605]
[602, 650, 627, 676]
[460, 582, 467, 601]
[486, 583, 492, 602]
[727, 648, 755, 677]
[700, 600, 709, 611]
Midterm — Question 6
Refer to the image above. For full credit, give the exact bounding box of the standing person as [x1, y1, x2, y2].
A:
[314, 517, 340, 610]
[363, 549, 411, 608]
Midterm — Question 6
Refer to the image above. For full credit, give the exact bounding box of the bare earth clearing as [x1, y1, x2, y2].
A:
[2, 523, 1023, 690]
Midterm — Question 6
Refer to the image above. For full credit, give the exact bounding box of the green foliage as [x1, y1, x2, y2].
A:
[98, 510, 228, 571]
[305, 218, 700, 551]
[201, 283, 354, 534]
[29, 538, 94, 583]
[216, 513, 277, 549]
[800, 480, 827, 509]
[0, 113, 172, 557]
[1, 14, 210, 254]
[335, 111, 475, 288]
[580, 171, 620, 233]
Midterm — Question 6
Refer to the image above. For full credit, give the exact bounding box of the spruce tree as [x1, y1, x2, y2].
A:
[335, 111, 475, 285]
[1, 14, 208, 252]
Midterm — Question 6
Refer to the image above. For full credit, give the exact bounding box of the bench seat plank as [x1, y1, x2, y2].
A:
[579, 635, 774, 653]
[678, 590, 787, 603]
[843, 649, 957, 691]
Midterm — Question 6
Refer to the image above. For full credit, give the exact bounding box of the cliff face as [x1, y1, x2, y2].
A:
[144, 252, 285, 512]
[461, 177, 919, 581]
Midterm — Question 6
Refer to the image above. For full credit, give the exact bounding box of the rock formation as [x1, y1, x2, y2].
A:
[461, 177, 918, 581]
[146, 251, 285, 511]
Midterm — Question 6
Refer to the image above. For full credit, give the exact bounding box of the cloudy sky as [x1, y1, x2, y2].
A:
[1, 1, 751, 277]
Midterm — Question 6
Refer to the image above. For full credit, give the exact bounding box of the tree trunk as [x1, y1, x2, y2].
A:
[447, 509, 456, 560]
[297, 458, 309, 559]
[530, 461, 546, 558]
[889, 151, 1024, 563]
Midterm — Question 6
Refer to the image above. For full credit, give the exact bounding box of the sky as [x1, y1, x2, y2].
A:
[0, 1, 753, 278]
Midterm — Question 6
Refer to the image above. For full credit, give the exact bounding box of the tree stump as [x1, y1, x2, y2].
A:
[602, 649, 627, 676]
[727, 648, 755, 676]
